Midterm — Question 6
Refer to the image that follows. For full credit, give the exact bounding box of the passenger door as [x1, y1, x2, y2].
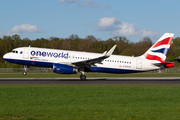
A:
[23, 48, 29, 59]
[136, 59, 142, 69]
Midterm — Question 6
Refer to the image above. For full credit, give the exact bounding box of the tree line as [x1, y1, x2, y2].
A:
[1, 34, 180, 68]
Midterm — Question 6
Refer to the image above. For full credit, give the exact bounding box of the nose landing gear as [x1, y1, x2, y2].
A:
[23, 71, 27, 76]
[23, 65, 28, 76]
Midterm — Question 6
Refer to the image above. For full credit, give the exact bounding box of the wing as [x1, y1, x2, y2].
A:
[72, 45, 117, 68]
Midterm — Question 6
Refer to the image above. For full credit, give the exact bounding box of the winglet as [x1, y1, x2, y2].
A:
[105, 45, 117, 57]
[103, 51, 107, 55]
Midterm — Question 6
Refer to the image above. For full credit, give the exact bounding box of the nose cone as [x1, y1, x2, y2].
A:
[3, 53, 10, 60]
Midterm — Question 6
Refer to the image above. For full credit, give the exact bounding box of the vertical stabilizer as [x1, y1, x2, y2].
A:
[143, 33, 174, 62]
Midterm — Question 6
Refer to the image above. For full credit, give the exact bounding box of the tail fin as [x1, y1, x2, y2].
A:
[143, 33, 174, 63]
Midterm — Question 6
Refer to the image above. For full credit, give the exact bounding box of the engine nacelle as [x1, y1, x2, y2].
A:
[53, 64, 78, 74]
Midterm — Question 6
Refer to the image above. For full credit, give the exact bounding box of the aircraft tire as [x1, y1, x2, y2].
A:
[23, 72, 27, 76]
[80, 75, 86, 80]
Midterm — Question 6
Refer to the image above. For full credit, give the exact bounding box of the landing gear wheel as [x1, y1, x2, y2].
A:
[80, 75, 86, 80]
[23, 65, 28, 76]
[23, 72, 27, 76]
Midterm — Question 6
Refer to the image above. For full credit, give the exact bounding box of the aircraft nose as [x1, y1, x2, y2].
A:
[3, 53, 10, 60]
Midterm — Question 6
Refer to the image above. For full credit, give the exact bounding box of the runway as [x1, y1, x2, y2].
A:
[0, 77, 180, 84]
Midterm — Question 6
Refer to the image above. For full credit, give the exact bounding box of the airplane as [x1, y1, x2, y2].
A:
[3, 33, 174, 80]
[175, 57, 180, 62]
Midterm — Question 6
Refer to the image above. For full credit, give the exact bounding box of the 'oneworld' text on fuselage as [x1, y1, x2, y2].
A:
[30, 51, 69, 59]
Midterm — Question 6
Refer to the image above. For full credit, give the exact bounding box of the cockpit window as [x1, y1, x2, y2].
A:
[11, 50, 15, 53]
[11, 50, 18, 53]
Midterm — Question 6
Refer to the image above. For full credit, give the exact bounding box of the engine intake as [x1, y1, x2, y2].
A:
[53, 64, 78, 74]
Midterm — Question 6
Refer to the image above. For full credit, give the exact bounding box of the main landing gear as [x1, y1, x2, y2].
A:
[23, 65, 28, 76]
[80, 71, 86, 80]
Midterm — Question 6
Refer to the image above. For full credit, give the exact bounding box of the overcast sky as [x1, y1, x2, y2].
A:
[0, 0, 179, 42]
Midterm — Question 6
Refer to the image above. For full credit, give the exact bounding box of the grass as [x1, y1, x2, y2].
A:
[0, 84, 180, 120]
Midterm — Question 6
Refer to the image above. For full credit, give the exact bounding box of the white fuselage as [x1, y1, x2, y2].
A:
[3, 47, 160, 73]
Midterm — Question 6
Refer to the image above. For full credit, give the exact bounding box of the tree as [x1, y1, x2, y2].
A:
[168, 37, 180, 61]
[133, 37, 152, 56]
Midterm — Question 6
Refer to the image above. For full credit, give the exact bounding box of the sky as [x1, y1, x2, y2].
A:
[0, 0, 179, 42]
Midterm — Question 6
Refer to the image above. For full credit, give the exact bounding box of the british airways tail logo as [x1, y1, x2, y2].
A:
[151, 48, 169, 56]
[30, 51, 69, 59]
[144, 36, 173, 62]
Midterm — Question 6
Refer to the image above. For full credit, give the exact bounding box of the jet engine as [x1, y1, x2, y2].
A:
[53, 64, 78, 74]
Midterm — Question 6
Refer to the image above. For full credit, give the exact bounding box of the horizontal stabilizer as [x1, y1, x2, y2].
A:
[153, 62, 174, 68]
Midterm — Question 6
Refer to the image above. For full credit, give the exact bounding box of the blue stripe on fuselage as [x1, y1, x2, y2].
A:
[4, 58, 53, 68]
[90, 66, 139, 73]
[4, 58, 140, 73]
